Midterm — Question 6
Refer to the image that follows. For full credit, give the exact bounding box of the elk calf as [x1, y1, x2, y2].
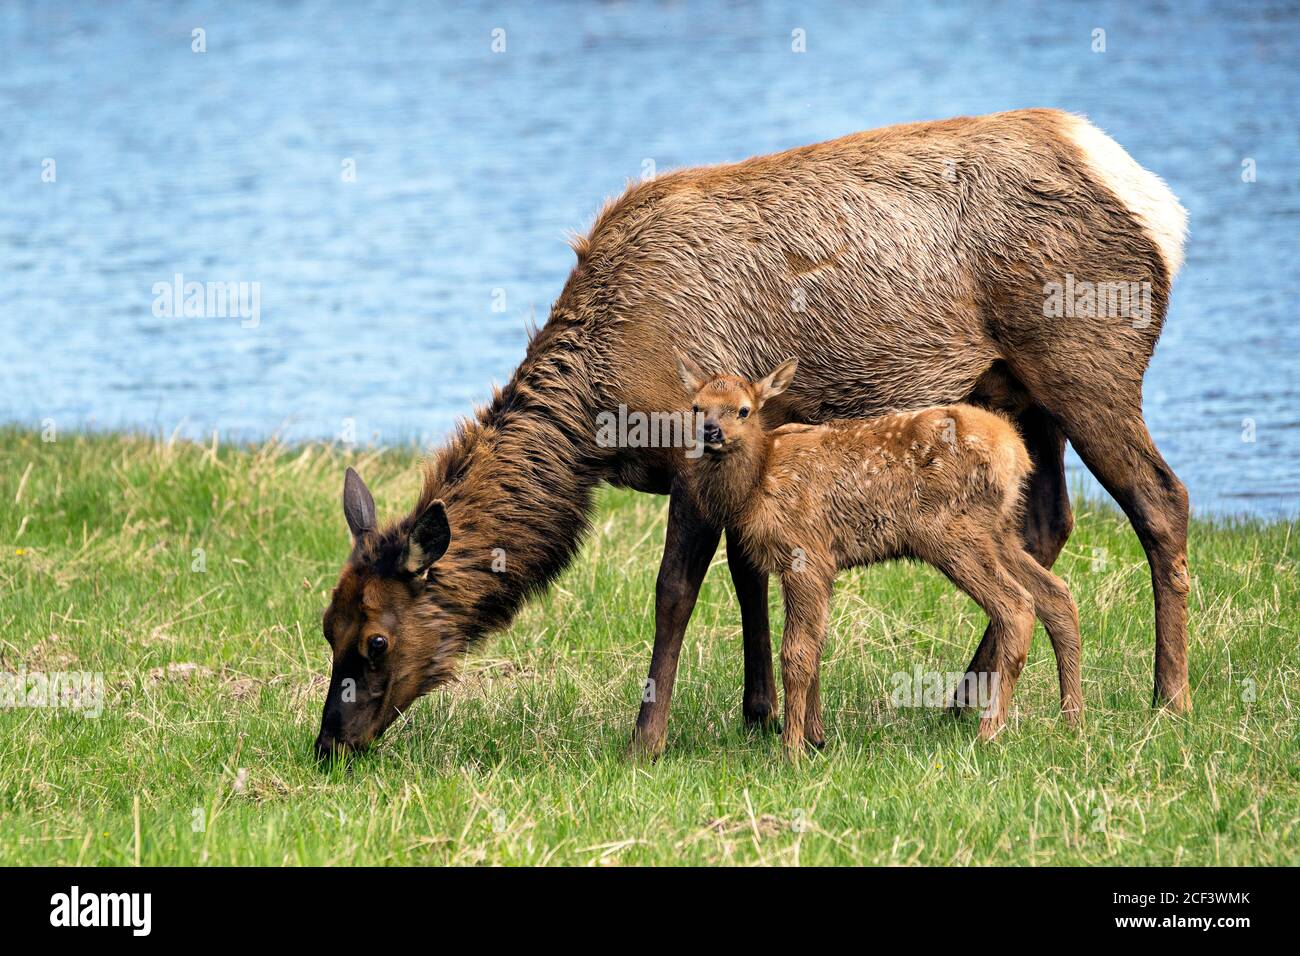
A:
[678, 357, 1083, 758]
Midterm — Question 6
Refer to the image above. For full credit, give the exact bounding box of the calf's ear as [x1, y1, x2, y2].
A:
[676, 356, 707, 395]
[757, 357, 798, 404]
[343, 468, 377, 540]
[405, 500, 452, 574]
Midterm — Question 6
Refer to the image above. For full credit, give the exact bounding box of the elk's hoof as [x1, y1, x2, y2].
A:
[950, 672, 984, 715]
[743, 701, 781, 735]
[626, 729, 666, 762]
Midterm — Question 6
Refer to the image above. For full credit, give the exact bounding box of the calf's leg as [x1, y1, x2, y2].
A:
[804, 669, 824, 749]
[778, 571, 831, 761]
[928, 541, 1037, 739]
[1001, 543, 1084, 722]
[955, 406, 1072, 709]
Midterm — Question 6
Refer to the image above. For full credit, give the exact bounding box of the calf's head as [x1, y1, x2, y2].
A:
[677, 356, 798, 452]
[315, 468, 459, 759]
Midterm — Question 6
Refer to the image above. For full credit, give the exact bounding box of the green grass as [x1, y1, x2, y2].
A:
[1, 426, 1296, 866]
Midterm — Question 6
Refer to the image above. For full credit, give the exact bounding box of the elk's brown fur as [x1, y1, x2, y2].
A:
[679, 360, 1083, 758]
[316, 108, 1188, 758]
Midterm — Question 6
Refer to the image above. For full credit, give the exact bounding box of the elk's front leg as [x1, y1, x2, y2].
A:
[727, 527, 779, 733]
[629, 479, 721, 758]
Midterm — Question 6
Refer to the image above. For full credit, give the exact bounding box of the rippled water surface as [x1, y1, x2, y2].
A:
[2, 0, 1297, 515]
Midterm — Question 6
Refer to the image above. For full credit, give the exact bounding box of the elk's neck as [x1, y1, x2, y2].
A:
[416, 328, 603, 640]
[688, 435, 771, 530]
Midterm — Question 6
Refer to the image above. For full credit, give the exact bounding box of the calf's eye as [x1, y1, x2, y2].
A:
[738, 407, 751, 419]
[367, 635, 388, 657]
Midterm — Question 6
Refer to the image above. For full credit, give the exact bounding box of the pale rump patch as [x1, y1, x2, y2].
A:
[1062, 114, 1188, 279]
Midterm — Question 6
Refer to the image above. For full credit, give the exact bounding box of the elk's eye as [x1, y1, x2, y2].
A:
[738, 407, 751, 419]
[692, 405, 700, 414]
[367, 635, 388, 657]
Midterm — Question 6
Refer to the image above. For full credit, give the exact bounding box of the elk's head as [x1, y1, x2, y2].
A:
[677, 356, 798, 453]
[314, 468, 462, 760]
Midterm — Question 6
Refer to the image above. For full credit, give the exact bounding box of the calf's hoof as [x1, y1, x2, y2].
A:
[781, 729, 808, 763]
[1153, 683, 1192, 715]
[1060, 701, 1084, 728]
[977, 712, 1007, 742]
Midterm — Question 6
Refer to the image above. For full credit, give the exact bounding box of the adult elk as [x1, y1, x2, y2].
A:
[314, 109, 1189, 759]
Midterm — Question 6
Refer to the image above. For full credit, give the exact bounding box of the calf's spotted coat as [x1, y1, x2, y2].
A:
[680, 360, 1084, 756]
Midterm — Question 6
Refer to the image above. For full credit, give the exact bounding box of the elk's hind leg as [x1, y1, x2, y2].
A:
[1013, 357, 1191, 712]
[1062, 404, 1191, 711]
[1001, 544, 1084, 723]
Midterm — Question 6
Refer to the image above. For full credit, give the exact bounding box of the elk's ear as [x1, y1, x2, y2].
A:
[342, 468, 377, 539]
[676, 356, 706, 395]
[405, 500, 451, 574]
[756, 357, 798, 405]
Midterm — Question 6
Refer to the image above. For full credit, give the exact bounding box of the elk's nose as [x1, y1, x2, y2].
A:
[314, 732, 345, 763]
[702, 422, 723, 444]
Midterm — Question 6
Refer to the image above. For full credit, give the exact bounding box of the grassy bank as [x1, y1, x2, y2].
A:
[0, 427, 1296, 865]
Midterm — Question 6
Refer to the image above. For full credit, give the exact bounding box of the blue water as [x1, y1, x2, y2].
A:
[2, 0, 1297, 516]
